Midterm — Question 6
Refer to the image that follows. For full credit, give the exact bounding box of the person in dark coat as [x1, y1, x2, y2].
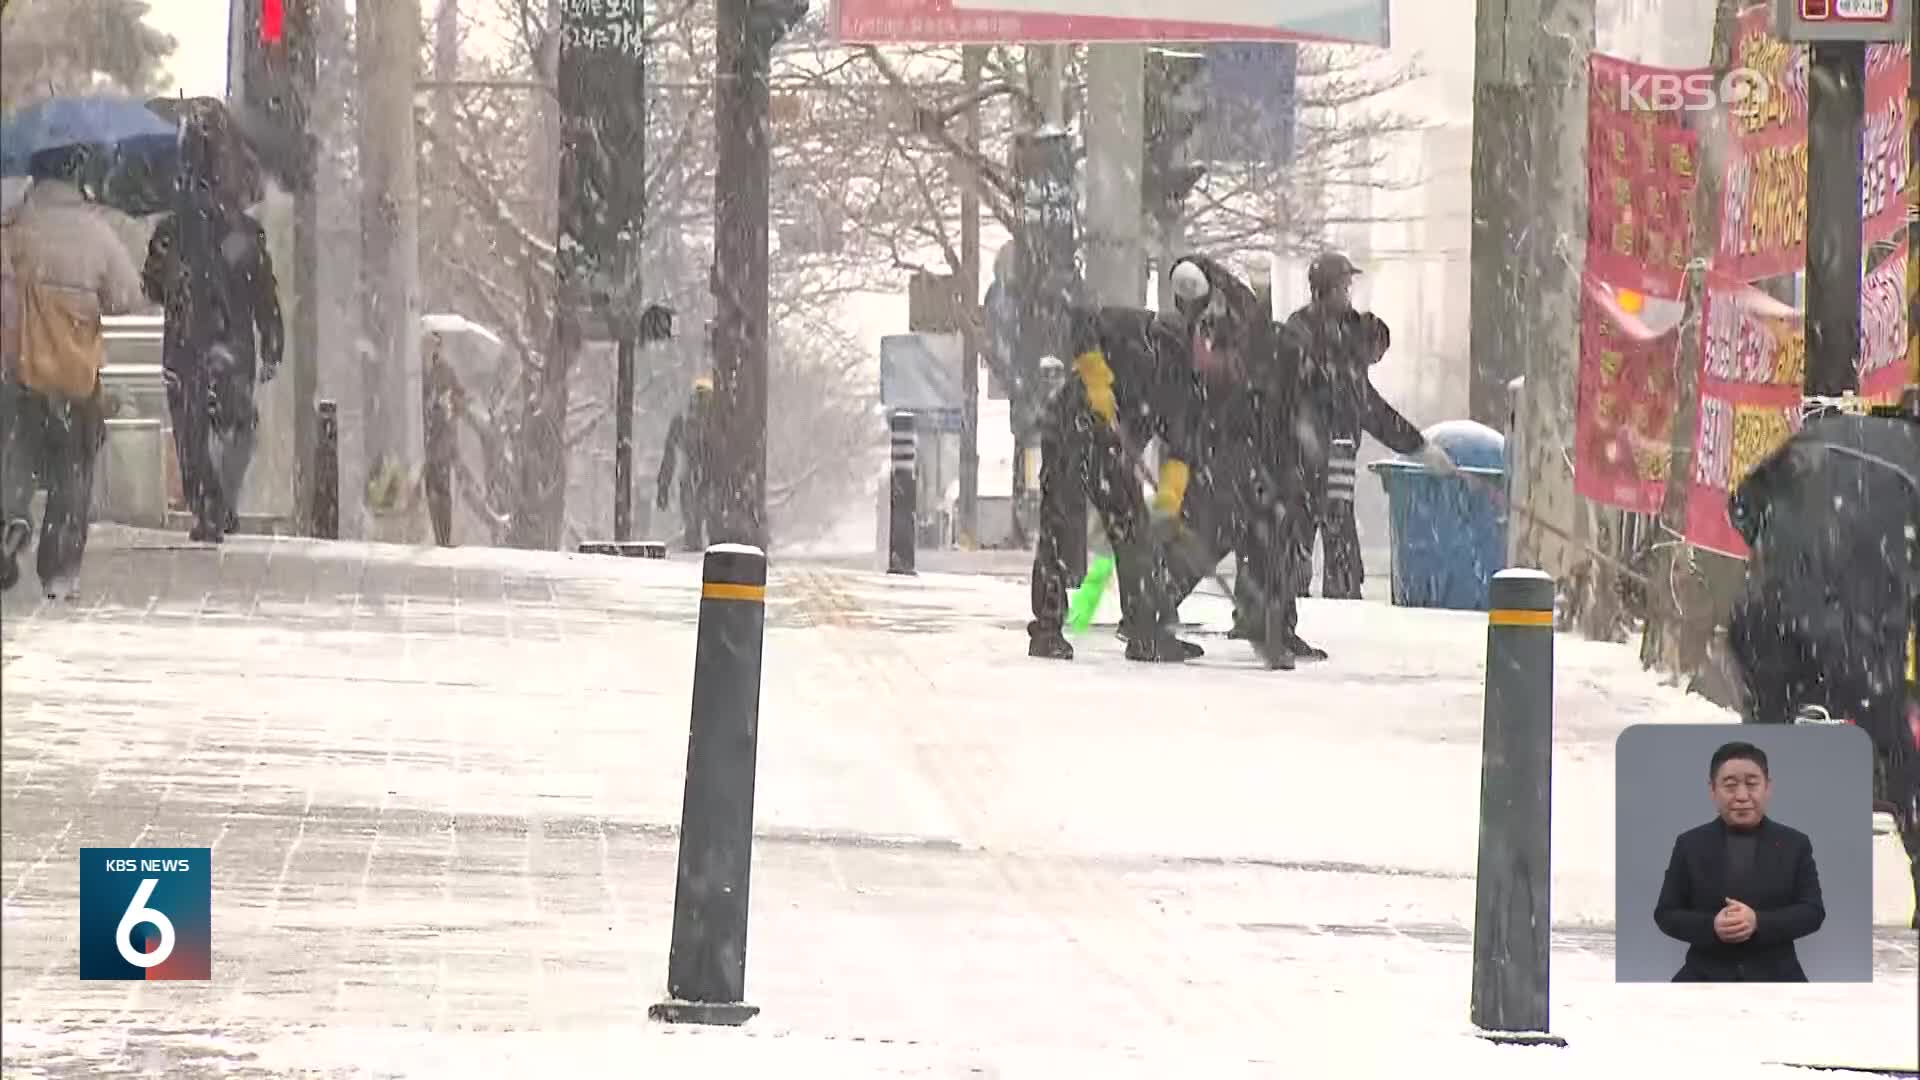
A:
[657, 376, 716, 552]
[1726, 408, 1920, 928]
[1027, 303, 1202, 664]
[141, 120, 283, 544]
[1283, 252, 1452, 599]
[422, 334, 469, 547]
[1151, 254, 1316, 667]
[1654, 741, 1825, 982]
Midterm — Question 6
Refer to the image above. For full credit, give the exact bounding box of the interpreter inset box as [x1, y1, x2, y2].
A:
[1614, 724, 1872, 983]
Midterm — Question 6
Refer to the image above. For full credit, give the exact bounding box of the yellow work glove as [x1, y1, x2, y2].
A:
[1074, 349, 1118, 425]
[1152, 459, 1190, 519]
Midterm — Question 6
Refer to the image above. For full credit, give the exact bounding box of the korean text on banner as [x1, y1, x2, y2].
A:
[1717, 6, 1810, 283]
[1575, 273, 1682, 514]
[1861, 238, 1909, 401]
[1588, 54, 1705, 299]
[1685, 277, 1805, 559]
[1862, 42, 1911, 251]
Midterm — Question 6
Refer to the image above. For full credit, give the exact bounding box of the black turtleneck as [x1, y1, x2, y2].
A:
[1724, 823, 1759, 896]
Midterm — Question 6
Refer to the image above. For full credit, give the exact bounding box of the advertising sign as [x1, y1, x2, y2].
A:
[1860, 239, 1910, 400]
[1588, 54, 1705, 299]
[1772, 0, 1912, 43]
[1862, 42, 1912, 250]
[1685, 276, 1806, 558]
[1717, 6, 1811, 282]
[1574, 274, 1685, 514]
[832, 0, 1391, 45]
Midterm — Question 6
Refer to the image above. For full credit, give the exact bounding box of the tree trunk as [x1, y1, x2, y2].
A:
[1641, 0, 1741, 675]
[505, 0, 570, 550]
[1473, 0, 1595, 600]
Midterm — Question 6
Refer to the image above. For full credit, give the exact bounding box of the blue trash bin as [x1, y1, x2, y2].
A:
[1365, 420, 1508, 611]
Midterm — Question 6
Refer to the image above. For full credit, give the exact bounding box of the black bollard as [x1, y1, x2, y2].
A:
[650, 544, 769, 1027]
[313, 400, 339, 541]
[888, 410, 916, 575]
[1471, 569, 1563, 1046]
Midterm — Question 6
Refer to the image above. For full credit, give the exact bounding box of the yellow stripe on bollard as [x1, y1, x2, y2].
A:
[1489, 608, 1554, 628]
[702, 582, 766, 603]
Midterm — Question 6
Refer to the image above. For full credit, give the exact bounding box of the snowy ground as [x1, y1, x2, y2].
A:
[2, 528, 1915, 1077]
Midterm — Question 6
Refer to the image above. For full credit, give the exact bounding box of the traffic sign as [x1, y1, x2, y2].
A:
[1774, 0, 1909, 40]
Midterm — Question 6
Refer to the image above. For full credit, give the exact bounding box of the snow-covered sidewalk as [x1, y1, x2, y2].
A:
[2, 530, 1913, 1076]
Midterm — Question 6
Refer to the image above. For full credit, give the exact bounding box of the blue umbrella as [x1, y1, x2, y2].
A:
[1, 94, 180, 214]
[1, 94, 177, 173]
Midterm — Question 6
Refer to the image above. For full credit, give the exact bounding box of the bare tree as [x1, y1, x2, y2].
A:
[417, 0, 887, 548]
[414, 8, 1426, 550]
[0, 0, 176, 113]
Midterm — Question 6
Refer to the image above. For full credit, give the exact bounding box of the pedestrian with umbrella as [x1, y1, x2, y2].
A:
[1, 94, 181, 216]
[1, 123, 149, 596]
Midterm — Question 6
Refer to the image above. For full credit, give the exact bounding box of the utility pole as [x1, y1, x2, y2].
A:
[1014, 46, 1080, 575]
[1469, 0, 1594, 582]
[711, 0, 805, 549]
[355, 0, 423, 527]
[1144, 48, 1207, 310]
[958, 45, 984, 546]
[1007, 45, 1068, 548]
[233, 0, 319, 533]
[1084, 45, 1146, 306]
[1468, 6, 1532, 431]
[1804, 42, 1866, 398]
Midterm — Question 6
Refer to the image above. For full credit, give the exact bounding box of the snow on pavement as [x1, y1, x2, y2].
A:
[1, 532, 1913, 1076]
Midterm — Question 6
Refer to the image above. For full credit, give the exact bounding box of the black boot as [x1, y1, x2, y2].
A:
[1029, 632, 1075, 660]
[1261, 644, 1297, 671]
[1117, 621, 1204, 659]
[1124, 633, 1193, 663]
[1285, 633, 1329, 660]
[189, 519, 225, 544]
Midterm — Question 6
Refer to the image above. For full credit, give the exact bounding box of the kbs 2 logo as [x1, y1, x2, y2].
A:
[79, 848, 212, 980]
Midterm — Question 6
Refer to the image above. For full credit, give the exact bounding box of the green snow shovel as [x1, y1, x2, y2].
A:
[1065, 554, 1116, 636]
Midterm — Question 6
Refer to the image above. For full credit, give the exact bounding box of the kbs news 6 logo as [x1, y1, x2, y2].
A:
[79, 848, 212, 980]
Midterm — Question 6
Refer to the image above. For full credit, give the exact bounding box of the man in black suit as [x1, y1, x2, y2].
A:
[1654, 741, 1825, 982]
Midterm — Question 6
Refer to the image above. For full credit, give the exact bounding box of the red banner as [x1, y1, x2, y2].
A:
[1863, 43, 1912, 251]
[1685, 277, 1805, 558]
[1862, 238, 1910, 401]
[1587, 54, 1704, 298]
[1575, 274, 1684, 514]
[1717, 6, 1809, 282]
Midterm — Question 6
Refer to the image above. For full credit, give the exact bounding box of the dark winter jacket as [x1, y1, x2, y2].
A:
[1281, 301, 1425, 465]
[1066, 304, 1199, 467]
[657, 392, 715, 501]
[1727, 413, 1919, 827]
[1654, 817, 1824, 982]
[141, 202, 283, 377]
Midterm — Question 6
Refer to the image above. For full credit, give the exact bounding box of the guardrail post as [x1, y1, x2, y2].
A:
[313, 400, 339, 540]
[1471, 568, 1563, 1047]
[889, 410, 917, 575]
[650, 544, 769, 1027]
